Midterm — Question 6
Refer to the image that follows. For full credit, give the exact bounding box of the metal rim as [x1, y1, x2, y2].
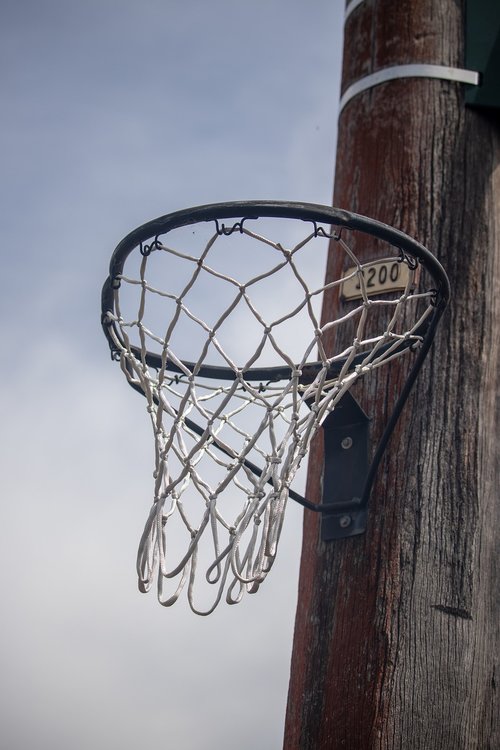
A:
[101, 200, 450, 380]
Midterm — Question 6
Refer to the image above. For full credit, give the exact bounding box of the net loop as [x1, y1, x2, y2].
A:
[215, 218, 247, 236]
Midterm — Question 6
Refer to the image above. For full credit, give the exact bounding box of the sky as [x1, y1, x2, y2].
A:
[1, 1, 343, 748]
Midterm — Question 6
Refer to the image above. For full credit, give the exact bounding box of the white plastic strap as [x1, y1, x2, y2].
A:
[339, 64, 480, 113]
[345, 0, 364, 21]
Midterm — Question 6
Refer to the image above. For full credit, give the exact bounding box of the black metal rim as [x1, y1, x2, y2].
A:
[101, 201, 450, 380]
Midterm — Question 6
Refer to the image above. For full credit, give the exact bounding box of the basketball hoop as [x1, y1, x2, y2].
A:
[101, 201, 449, 614]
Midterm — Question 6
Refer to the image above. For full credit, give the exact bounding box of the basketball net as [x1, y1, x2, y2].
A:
[103, 213, 436, 614]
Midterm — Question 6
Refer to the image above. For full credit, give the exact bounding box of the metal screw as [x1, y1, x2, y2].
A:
[339, 514, 351, 528]
[341, 436, 353, 449]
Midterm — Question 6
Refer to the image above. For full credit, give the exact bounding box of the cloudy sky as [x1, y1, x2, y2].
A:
[1, 1, 343, 747]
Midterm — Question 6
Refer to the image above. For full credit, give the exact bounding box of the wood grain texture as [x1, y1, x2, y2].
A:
[284, 1, 499, 747]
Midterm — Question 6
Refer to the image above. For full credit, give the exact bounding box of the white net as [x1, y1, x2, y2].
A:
[104, 214, 436, 614]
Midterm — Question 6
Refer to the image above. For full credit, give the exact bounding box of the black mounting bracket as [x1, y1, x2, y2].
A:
[320, 392, 370, 541]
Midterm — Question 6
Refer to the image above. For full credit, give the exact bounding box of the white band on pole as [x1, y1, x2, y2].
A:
[345, 0, 364, 22]
[339, 64, 480, 113]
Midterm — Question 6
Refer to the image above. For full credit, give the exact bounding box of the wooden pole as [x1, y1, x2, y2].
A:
[284, 1, 499, 747]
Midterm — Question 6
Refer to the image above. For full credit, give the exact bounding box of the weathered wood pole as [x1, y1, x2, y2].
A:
[284, 1, 499, 747]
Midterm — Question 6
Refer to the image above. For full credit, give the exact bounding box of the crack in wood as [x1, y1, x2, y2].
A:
[431, 604, 473, 620]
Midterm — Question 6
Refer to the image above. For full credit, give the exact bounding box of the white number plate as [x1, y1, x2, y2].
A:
[341, 260, 412, 301]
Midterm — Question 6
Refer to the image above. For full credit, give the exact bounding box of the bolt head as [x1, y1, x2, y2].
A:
[339, 514, 351, 528]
